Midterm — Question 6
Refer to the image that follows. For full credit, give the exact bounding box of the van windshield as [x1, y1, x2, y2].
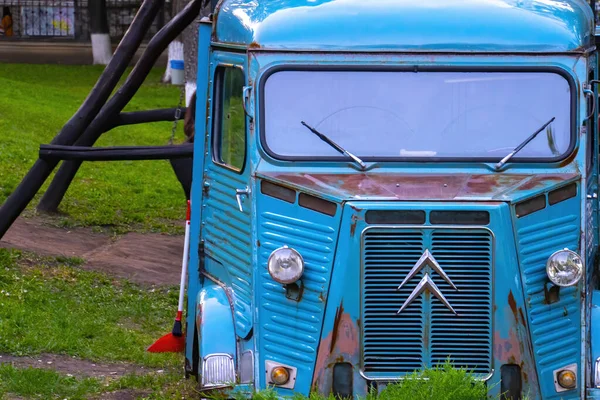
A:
[262, 70, 572, 161]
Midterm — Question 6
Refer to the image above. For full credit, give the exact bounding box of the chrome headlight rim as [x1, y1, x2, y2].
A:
[267, 246, 305, 284]
[545, 248, 583, 287]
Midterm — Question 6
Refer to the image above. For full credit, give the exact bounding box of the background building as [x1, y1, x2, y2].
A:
[0, 0, 171, 41]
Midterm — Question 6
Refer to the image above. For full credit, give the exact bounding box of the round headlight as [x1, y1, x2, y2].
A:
[546, 249, 583, 287]
[268, 246, 304, 284]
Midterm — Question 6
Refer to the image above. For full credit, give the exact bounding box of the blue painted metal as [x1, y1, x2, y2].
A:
[311, 201, 540, 397]
[196, 282, 238, 363]
[591, 291, 600, 381]
[200, 50, 254, 340]
[185, 1, 598, 398]
[585, 49, 599, 398]
[214, 0, 593, 53]
[255, 191, 342, 395]
[513, 192, 581, 399]
[185, 17, 212, 370]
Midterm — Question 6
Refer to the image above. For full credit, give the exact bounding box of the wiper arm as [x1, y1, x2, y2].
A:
[494, 117, 556, 171]
[300, 121, 367, 170]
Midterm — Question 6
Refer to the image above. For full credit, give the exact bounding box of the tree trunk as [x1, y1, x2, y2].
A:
[162, 0, 208, 103]
[89, 0, 112, 65]
[163, 0, 186, 83]
[182, 7, 201, 105]
[163, 40, 184, 83]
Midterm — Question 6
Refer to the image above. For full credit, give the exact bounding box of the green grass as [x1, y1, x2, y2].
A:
[371, 361, 491, 400]
[0, 64, 189, 234]
[0, 365, 198, 400]
[0, 248, 180, 367]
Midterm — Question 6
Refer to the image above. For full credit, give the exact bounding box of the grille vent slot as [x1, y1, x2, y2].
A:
[365, 210, 426, 225]
[515, 195, 546, 218]
[430, 211, 489, 225]
[548, 183, 577, 206]
[260, 180, 296, 203]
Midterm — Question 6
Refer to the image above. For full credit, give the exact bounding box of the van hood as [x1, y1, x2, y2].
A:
[256, 171, 580, 202]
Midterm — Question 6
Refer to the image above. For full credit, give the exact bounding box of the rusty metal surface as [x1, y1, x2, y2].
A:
[257, 172, 579, 202]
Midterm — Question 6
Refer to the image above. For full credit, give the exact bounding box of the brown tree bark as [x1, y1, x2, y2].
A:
[181, 0, 210, 101]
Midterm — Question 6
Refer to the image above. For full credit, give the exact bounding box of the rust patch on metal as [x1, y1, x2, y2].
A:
[350, 204, 362, 212]
[350, 215, 358, 237]
[249, 41, 261, 49]
[508, 290, 518, 321]
[557, 146, 578, 167]
[313, 308, 361, 396]
[257, 172, 579, 201]
[516, 175, 564, 192]
[494, 297, 540, 400]
[330, 303, 345, 353]
[495, 329, 521, 364]
[256, 240, 260, 247]
[518, 308, 527, 327]
[319, 292, 326, 302]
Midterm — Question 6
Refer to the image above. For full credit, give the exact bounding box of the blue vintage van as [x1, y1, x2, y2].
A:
[183, 0, 600, 398]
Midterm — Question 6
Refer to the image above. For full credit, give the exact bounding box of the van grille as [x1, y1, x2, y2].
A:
[362, 227, 493, 376]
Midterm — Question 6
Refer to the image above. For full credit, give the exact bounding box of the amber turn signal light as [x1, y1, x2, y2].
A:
[557, 369, 576, 389]
[271, 366, 290, 385]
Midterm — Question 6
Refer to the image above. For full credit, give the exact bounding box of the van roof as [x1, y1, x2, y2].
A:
[213, 0, 594, 53]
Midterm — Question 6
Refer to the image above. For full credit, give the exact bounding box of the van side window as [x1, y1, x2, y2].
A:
[213, 66, 246, 171]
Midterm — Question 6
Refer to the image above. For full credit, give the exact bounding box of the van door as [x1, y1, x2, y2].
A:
[586, 57, 598, 264]
[200, 51, 253, 339]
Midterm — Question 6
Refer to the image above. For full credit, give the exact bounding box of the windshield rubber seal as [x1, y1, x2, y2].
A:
[257, 64, 577, 165]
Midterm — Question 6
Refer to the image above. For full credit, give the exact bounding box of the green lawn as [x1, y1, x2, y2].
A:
[0, 64, 188, 234]
[0, 249, 180, 366]
[0, 248, 197, 399]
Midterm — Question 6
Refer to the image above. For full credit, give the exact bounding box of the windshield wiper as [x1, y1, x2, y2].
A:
[494, 117, 556, 171]
[300, 121, 367, 170]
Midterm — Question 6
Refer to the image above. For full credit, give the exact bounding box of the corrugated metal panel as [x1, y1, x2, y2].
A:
[516, 213, 580, 400]
[203, 165, 253, 337]
[259, 211, 337, 369]
[362, 227, 492, 375]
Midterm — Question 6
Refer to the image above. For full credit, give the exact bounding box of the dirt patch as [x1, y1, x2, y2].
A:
[0, 218, 112, 259]
[0, 218, 184, 286]
[84, 232, 184, 286]
[0, 353, 160, 379]
[92, 389, 152, 400]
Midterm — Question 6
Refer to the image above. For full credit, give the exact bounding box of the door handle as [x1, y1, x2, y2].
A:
[242, 86, 253, 119]
[235, 186, 251, 212]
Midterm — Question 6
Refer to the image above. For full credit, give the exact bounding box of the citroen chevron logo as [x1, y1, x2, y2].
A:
[397, 250, 459, 316]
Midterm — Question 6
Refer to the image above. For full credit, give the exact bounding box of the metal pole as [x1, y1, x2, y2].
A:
[38, 0, 203, 212]
[0, 0, 164, 239]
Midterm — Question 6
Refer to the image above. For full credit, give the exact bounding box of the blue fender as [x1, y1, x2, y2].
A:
[196, 282, 238, 384]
